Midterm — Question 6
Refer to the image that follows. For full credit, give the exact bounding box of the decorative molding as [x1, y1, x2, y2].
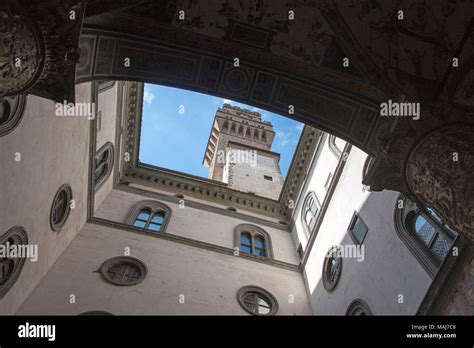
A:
[89, 217, 300, 273]
[1, 1, 86, 102]
[405, 124, 474, 242]
[0, 2, 44, 97]
[77, 27, 381, 156]
[280, 128, 321, 217]
[115, 184, 289, 232]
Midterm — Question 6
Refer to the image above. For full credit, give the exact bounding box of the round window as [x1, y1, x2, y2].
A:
[50, 184, 73, 232]
[99, 256, 147, 286]
[0, 226, 28, 298]
[346, 299, 373, 316]
[237, 286, 278, 316]
[0, 95, 27, 137]
[322, 246, 343, 291]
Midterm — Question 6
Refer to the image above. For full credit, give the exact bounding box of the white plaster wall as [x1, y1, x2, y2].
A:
[291, 134, 341, 251]
[94, 82, 119, 212]
[0, 84, 91, 314]
[17, 223, 312, 315]
[301, 146, 432, 315]
[95, 189, 299, 265]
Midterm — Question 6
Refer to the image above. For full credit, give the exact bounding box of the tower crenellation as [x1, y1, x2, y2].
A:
[203, 104, 284, 200]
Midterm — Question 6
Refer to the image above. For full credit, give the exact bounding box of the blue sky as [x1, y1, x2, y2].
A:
[139, 84, 303, 178]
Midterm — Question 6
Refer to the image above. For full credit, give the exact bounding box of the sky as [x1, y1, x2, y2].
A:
[139, 84, 303, 179]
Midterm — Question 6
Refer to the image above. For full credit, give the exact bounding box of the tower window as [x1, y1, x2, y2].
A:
[347, 211, 368, 245]
[264, 175, 273, 181]
[237, 286, 278, 316]
[126, 200, 171, 234]
[235, 224, 273, 259]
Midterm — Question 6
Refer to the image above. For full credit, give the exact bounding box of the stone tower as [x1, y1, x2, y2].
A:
[203, 104, 284, 200]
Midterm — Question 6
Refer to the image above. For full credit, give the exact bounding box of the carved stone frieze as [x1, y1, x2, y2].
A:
[0, 2, 44, 96]
[405, 124, 474, 241]
[0, 0, 85, 103]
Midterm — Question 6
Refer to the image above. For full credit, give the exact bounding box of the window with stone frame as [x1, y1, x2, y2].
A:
[234, 224, 273, 259]
[395, 194, 457, 278]
[302, 191, 321, 236]
[94, 142, 114, 191]
[126, 200, 172, 234]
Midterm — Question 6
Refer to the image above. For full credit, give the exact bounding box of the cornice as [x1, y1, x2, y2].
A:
[90, 217, 300, 273]
[279, 127, 322, 217]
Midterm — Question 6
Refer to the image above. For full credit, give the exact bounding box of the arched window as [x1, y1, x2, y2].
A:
[302, 191, 321, 236]
[346, 299, 373, 315]
[395, 195, 457, 278]
[328, 134, 343, 158]
[234, 224, 273, 259]
[126, 200, 171, 233]
[94, 142, 114, 191]
[237, 286, 278, 316]
[0, 95, 26, 137]
[0, 226, 28, 298]
[97, 80, 116, 93]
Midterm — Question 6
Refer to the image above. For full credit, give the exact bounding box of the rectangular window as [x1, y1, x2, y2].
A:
[348, 212, 368, 244]
[324, 172, 333, 191]
[264, 175, 273, 181]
